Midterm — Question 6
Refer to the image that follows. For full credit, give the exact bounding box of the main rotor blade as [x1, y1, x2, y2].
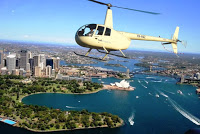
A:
[113, 6, 160, 15]
[88, 0, 108, 6]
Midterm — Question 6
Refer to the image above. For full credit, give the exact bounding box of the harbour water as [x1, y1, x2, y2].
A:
[1, 58, 200, 134]
[20, 75, 200, 134]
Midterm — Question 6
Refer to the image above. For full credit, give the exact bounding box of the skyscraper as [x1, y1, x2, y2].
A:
[0, 48, 3, 68]
[46, 59, 53, 69]
[29, 58, 34, 74]
[6, 54, 16, 73]
[19, 50, 29, 70]
[45, 65, 52, 78]
[39, 54, 46, 70]
[33, 55, 40, 67]
[34, 66, 41, 77]
[53, 57, 60, 70]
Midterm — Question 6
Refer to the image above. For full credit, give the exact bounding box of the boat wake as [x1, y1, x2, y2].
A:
[144, 80, 148, 84]
[160, 92, 200, 125]
[161, 89, 175, 95]
[66, 105, 76, 108]
[152, 80, 162, 83]
[146, 77, 155, 79]
[141, 84, 147, 88]
[128, 113, 135, 126]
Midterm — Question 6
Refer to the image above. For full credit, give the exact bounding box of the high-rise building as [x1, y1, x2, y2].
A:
[19, 50, 29, 70]
[34, 66, 41, 77]
[28, 51, 32, 59]
[53, 57, 60, 70]
[45, 65, 52, 78]
[39, 54, 46, 70]
[33, 55, 40, 67]
[46, 59, 53, 69]
[6, 54, 16, 73]
[29, 58, 34, 74]
[0, 48, 3, 68]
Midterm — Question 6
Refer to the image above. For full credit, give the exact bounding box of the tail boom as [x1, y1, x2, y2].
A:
[119, 26, 179, 54]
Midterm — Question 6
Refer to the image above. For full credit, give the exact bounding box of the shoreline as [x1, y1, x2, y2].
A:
[20, 119, 124, 133]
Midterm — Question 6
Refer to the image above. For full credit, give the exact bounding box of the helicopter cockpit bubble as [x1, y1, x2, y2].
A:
[77, 24, 97, 37]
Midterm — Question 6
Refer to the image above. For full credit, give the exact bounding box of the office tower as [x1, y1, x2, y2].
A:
[6, 54, 16, 73]
[39, 54, 46, 70]
[33, 55, 40, 67]
[29, 58, 34, 74]
[46, 59, 53, 69]
[0, 48, 3, 68]
[45, 65, 52, 78]
[28, 51, 32, 59]
[19, 50, 29, 70]
[27, 63, 30, 72]
[34, 66, 41, 77]
[53, 57, 60, 70]
[16, 58, 19, 69]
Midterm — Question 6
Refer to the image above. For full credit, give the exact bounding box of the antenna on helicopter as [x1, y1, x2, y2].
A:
[88, 0, 160, 15]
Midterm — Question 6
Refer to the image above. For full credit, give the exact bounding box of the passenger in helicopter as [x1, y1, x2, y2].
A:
[86, 28, 94, 36]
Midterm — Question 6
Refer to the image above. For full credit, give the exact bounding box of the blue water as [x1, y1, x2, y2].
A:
[3, 119, 16, 125]
[60, 57, 142, 72]
[22, 74, 200, 134]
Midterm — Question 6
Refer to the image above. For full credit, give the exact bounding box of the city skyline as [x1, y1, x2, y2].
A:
[0, 0, 199, 53]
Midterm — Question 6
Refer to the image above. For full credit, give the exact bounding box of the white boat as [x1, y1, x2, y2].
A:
[156, 94, 159, 98]
[136, 96, 139, 99]
[128, 114, 134, 126]
[177, 90, 183, 94]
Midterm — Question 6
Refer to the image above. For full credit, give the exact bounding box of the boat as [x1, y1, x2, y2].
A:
[177, 90, 183, 94]
[136, 96, 139, 99]
[128, 116, 134, 126]
[156, 94, 159, 98]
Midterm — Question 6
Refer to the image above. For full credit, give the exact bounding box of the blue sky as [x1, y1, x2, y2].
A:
[0, 0, 199, 53]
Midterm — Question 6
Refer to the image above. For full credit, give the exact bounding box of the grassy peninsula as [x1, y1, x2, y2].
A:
[0, 75, 123, 132]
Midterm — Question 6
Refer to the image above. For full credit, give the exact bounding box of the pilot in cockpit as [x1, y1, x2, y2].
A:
[86, 28, 94, 36]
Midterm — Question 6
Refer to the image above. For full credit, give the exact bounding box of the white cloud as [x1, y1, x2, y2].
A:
[23, 35, 29, 38]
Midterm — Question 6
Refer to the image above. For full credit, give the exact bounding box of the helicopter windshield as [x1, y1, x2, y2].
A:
[77, 24, 97, 37]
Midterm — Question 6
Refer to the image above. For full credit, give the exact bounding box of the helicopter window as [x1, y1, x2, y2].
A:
[85, 24, 96, 36]
[105, 28, 111, 36]
[95, 26, 104, 35]
[77, 24, 97, 36]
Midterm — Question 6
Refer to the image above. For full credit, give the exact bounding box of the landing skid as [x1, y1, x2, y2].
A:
[97, 49, 129, 58]
[74, 52, 107, 61]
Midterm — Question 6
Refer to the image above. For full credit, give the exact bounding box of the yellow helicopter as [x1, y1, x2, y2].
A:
[75, 0, 185, 60]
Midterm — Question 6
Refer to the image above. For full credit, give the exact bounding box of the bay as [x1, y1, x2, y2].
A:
[21, 75, 200, 134]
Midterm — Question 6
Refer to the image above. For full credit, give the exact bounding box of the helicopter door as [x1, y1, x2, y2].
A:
[94, 26, 105, 43]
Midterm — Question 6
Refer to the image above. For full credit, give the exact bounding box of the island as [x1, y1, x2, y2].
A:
[0, 75, 123, 132]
